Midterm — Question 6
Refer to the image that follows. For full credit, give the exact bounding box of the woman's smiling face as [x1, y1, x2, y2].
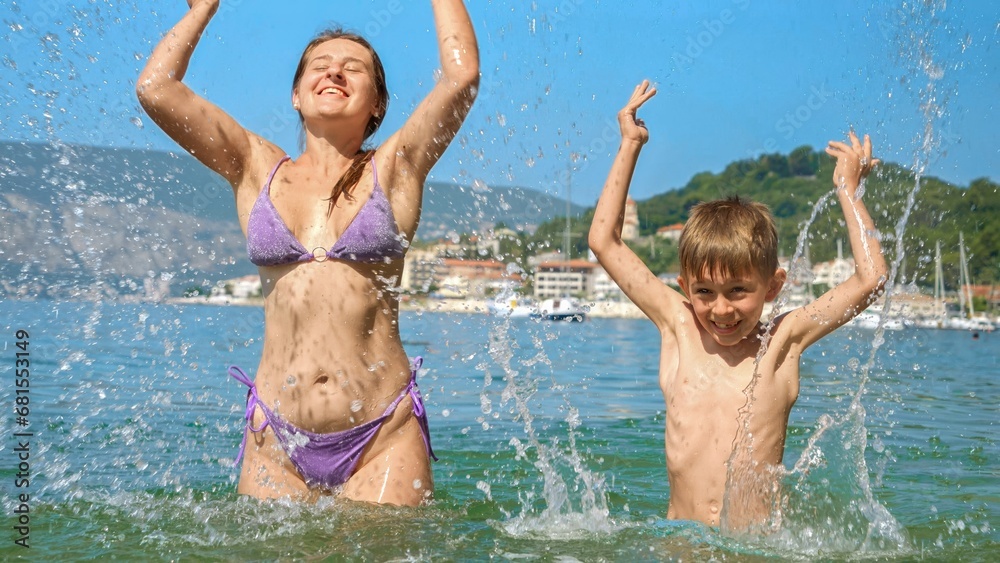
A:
[293, 38, 380, 132]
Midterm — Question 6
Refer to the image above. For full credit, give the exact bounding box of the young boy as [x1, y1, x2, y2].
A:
[588, 81, 887, 530]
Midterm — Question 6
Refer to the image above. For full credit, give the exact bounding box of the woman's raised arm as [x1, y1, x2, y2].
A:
[385, 0, 480, 185]
[136, 0, 255, 187]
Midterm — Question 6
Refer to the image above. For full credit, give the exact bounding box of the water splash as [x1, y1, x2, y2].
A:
[482, 315, 621, 539]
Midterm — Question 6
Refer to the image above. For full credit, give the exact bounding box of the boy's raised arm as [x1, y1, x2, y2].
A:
[786, 131, 888, 348]
[589, 82, 681, 329]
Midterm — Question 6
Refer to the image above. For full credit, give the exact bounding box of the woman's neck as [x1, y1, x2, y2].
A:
[300, 133, 365, 171]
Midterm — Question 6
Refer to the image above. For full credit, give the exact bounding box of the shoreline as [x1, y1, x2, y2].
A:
[164, 295, 648, 319]
[149, 295, 1000, 328]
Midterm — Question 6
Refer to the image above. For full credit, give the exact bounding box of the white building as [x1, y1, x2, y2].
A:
[402, 249, 441, 293]
[534, 260, 598, 299]
[591, 266, 627, 301]
[211, 274, 261, 300]
[811, 241, 854, 287]
[656, 223, 684, 242]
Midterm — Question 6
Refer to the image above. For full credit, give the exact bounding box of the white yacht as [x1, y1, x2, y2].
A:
[537, 297, 587, 322]
[487, 292, 537, 319]
[847, 310, 905, 331]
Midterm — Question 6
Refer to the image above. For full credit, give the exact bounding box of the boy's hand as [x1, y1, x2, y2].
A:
[825, 131, 879, 197]
[619, 80, 657, 145]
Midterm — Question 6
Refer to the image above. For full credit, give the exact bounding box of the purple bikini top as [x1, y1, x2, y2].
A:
[246, 156, 406, 267]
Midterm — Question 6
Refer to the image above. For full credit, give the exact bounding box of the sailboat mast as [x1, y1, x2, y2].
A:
[934, 240, 943, 320]
[959, 232, 974, 318]
[564, 164, 572, 263]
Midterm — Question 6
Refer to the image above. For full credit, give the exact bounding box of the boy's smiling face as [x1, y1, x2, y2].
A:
[678, 267, 786, 347]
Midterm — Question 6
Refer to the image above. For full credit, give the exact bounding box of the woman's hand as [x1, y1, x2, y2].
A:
[826, 131, 879, 197]
[618, 80, 657, 145]
[187, 0, 219, 16]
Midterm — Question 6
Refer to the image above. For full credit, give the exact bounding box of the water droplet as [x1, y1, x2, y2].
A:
[412, 479, 422, 489]
[350, 400, 363, 413]
[130, 116, 144, 129]
[476, 480, 492, 499]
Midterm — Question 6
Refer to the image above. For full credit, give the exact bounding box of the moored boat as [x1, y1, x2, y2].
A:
[487, 293, 537, 319]
[537, 297, 587, 322]
[847, 310, 905, 331]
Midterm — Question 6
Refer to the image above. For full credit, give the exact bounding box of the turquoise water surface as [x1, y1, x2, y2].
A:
[0, 300, 997, 560]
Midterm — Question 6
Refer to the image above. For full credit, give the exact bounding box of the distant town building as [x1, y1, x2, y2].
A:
[534, 259, 598, 299]
[528, 250, 566, 268]
[811, 257, 854, 287]
[403, 251, 523, 298]
[463, 235, 494, 257]
[469, 226, 518, 257]
[591, 266, 626, 301]
[437, 275, 470, 299]
[493, 227, 520, 239]
[621, 197, 640, 241]
[656, 223, 684, 242]
[438, 258, 516, 298]
[427, 238, 466, 256]
[965, 284, 1000, 309]
[892, 291, 939, 319]
[811, 240, 853, 287]
[211, 274, 261, 300]
[402, 249, 441, 293]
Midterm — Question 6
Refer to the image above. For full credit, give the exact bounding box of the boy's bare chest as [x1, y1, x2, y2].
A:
[668, 354, 755, 414]
[660, 335, 797, 473]
[660, 326, 793, 412]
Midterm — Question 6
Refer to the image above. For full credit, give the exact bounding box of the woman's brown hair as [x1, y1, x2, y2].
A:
[292, 29, 389, 214]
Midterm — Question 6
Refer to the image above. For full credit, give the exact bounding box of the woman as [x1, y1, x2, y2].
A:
[136, 0, 479, 505]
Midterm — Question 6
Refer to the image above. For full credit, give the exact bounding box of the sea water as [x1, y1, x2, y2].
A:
[0, 300, 996, 560]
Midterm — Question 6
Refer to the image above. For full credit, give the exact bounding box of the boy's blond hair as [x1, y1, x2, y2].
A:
[678, 195, 779, 281]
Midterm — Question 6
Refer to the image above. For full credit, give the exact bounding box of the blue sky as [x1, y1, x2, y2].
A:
[2, 1, 997, 205]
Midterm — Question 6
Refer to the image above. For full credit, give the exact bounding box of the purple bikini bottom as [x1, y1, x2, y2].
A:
[228, 357, 436, 490]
